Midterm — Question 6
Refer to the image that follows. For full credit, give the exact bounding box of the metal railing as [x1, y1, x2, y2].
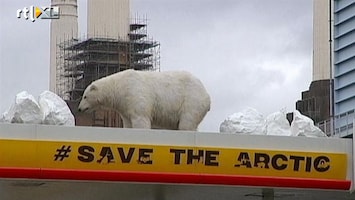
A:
[316, 109, 355, 137]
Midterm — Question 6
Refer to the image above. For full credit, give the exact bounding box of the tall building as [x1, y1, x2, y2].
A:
[53, 0, 160, 127]
[296, 0, 332, 130]
[333, 0, 355, 137]
[49, 0, 78, 94]
[297, 0, 355, 137]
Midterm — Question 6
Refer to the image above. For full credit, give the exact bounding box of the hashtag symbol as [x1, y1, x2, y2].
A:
[54, 145, 72, 161]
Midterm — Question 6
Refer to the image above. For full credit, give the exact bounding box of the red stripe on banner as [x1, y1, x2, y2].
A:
[0, 167, 41, 179]
[0, 167, 351, 190]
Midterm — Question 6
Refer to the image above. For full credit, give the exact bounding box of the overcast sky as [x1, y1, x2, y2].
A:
[0, 0, 313, 132]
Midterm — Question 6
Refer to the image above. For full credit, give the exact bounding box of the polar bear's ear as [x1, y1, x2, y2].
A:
[90, 84, 98, 91]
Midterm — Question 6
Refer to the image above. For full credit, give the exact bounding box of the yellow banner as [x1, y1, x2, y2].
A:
[0, 139, 347, 180]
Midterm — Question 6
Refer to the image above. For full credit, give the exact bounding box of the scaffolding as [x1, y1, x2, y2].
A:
[56, 17, 160, 127]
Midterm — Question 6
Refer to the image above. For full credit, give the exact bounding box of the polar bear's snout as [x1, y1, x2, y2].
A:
[77, 105, 87, 112]
[78, 107, 88, 112]
[78, 99, 91, 113]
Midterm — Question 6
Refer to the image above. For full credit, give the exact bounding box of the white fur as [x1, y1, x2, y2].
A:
[78, 69, 211, 131]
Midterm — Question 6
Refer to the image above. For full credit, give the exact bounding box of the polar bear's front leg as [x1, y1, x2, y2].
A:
[130, 116, 151, 129]
[121, 116, 132, 128]
[178, 112, 199, 131]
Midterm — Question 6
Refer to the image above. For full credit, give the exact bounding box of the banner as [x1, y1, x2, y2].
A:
[0, 139, 347, 180]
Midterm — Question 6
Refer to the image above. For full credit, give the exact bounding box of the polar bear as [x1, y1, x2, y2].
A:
[78, 69, 211, 131]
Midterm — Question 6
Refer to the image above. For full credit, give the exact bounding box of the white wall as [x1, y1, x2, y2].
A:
[312, 0, 331, 81]
[87, 0, 130, 40]
[49, 0, 78, 93]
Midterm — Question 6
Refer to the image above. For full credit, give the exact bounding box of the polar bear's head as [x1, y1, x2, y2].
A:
[78, 84, 102, 113]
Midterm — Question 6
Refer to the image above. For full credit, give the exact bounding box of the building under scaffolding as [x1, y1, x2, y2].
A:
[56, 20, 160, 127]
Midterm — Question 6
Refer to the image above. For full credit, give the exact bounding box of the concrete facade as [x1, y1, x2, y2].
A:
[49, 0, 78, 93]
[296, 0, 332, 127]
[313, 0, 332, 81]
[296, 80, 331, 124]
[87, 0, 130, 39]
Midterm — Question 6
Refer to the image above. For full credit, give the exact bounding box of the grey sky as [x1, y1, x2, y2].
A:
[0, 0, 313, 132]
